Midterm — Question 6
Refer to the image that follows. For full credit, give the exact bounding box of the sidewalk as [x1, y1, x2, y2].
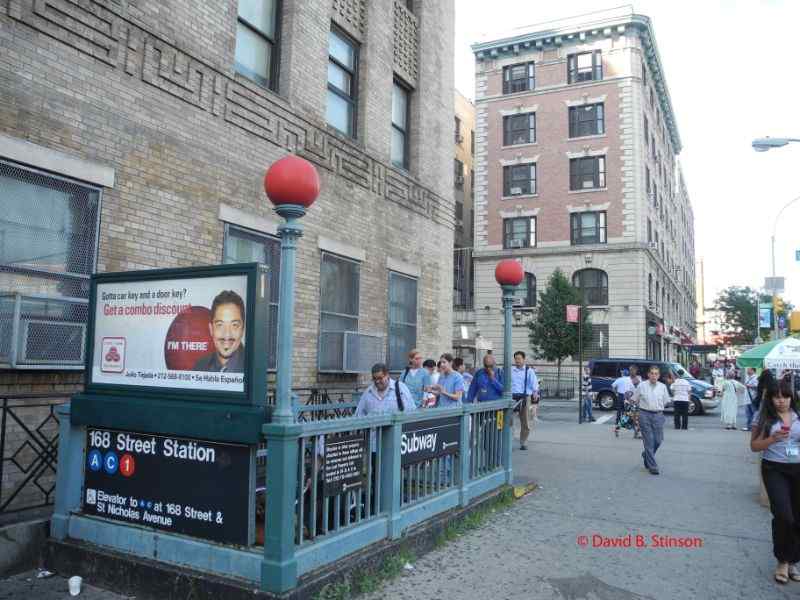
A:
[366, 419, 786, 600]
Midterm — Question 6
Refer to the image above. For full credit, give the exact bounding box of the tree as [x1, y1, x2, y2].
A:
[528, 269, 591, 393]
[713, 286, 793, 344]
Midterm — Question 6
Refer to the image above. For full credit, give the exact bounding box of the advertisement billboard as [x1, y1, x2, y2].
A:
[759, 308, 772, 329]
[91, 274, 248, 393]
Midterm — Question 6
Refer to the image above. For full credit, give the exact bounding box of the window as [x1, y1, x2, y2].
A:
[648, 273, 653, 306]
[319, 253, 360, 367]
[454, 116, 462, 144]
[391, 80, 410, 169]
[567, 50, 602, 83]
[503, 113, 536, 146]
[513, 272, 536, 307]
[387, 272, 417, 371]
[503, 217, 536, 249]
[454, 159, 464, 189]
[235, 0, 279, 90]
[0, 161, 101, 366]
[568, 103, 604, 137]
[326, 27, 358, 137]
[502, 62, 535, 94]
[569, 156, 606, 190]
[223, 225, 280, 370]
[470, 130, 475, 155]
[643, 115, 649, 142]
[469, 169, 474, 199]
[641, 62, 647, 85]
[572, 268, 608, 306]
[647, 218, 652, 243]
[503, 163, 536, 196]
[645, 166, 650, 196]
[585, 324, 609, 359]
[570, 211, 607, 245]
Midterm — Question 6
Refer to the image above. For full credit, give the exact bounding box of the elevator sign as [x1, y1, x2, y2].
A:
[83, 428, 252, 545]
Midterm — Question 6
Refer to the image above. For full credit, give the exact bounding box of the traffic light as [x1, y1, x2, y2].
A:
[792, 311, 800, 333]
[773, 296, 785, 314]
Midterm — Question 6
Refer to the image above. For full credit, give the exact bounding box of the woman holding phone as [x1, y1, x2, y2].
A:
[751, 379, 800, 584]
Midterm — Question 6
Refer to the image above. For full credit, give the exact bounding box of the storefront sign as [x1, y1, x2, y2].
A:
[323, 432, 367, 497]
[83, 428, 251, 545]
[401, 417, 460, 466]
[91, 274, 249, 393]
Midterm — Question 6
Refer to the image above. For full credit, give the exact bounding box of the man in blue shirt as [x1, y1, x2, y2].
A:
[511, 351, 538, 450]
[465, 354, 504, 403]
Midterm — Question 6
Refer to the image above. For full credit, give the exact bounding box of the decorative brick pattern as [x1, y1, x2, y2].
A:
[393, 0, 418, 85]
[4, 0, 449, 226]
[332, 0, 366, 39]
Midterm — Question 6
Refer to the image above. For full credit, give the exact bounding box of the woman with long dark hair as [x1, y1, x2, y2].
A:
[751, 379, 800, 584]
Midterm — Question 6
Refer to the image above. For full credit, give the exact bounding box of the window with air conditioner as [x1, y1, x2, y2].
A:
[0, 160, 100, 368]
[503, 217, 536, 250]
[513, 272, 536, 307]
[503, 163, 536, 196]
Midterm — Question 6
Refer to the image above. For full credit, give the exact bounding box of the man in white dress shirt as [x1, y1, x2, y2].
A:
[633, 365, 670, 475]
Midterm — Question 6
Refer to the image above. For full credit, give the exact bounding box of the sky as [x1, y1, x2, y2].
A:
[454, 0, 800, 317]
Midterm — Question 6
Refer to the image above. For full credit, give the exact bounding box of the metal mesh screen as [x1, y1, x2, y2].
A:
[0, 160, 99, 367]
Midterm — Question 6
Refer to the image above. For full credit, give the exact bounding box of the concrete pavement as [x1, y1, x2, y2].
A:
[365, 409, 790, 600]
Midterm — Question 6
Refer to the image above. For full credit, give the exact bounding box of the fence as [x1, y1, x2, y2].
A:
[0, 393, 67, 522]
[529, 364, 580, 401]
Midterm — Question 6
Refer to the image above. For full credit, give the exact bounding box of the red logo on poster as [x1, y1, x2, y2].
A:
[164, 306, 214, 370]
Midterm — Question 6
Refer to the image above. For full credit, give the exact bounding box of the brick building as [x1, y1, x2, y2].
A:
[452, 90, 478, 364]
[470, 7, 696, 365]
[0, 0, 454, 510]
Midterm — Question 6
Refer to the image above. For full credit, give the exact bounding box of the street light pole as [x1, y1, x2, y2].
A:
[768, 195, 800, 340]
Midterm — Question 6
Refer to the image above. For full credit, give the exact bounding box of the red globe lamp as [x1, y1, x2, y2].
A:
[263, 155, 320, 217]
[495, 259, 524, 287]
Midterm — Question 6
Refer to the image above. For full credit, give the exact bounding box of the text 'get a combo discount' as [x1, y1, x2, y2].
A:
[91, 274, 248, 392]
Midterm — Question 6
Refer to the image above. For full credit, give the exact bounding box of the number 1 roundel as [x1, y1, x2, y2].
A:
[120, 453, 136, 477]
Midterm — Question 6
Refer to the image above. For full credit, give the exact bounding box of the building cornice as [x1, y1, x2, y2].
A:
[471, 11, 682, 153]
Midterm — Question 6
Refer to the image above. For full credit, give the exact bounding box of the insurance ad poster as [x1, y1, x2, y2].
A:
[91, 274, 248, 392]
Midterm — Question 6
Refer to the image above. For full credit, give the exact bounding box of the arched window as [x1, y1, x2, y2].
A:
[572, 268, 608, 306]
[648, 274, 653, 306]
[513, 272, 537, 307]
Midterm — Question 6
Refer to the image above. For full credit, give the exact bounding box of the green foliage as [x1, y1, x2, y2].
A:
[712, 286, 787, 344]
[528, 269, 591, 364]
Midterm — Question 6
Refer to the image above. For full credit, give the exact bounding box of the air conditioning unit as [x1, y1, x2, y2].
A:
[509, 186, 522, 195]
[508, 239, 524, 248]
[512, 297, 524, 307]
[454, 174, 464, 187]
[318, 331, 384, 373]
[19, 319, 86, 365]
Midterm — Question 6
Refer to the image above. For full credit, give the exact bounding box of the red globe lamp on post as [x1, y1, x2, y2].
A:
[495, 259, 523, 461]
[263, 155, 319, 424]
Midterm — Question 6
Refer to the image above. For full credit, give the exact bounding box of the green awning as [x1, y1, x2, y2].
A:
[737, 336, 800, 370]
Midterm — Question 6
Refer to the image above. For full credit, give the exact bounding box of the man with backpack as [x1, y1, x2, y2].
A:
[511, 351, 539, 450]
[356, 363, 416, 416]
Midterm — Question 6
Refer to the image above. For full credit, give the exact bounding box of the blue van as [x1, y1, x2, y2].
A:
[588, 358, 718, 415]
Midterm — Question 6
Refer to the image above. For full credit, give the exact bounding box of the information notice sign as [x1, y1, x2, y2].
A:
[83, 427, 251, 545]
[323, 432, 367, 497]
[401, 417, 460, 466]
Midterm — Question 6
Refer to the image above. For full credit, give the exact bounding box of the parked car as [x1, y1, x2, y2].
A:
[588, 358, 719, 415]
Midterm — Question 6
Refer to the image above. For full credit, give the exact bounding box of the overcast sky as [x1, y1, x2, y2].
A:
[455, 0, 800, 316]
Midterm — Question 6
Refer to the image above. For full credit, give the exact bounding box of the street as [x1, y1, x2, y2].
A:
[365, 404, 789, 600]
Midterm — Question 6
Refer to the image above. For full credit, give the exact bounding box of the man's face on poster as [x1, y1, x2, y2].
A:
[209, 303, 244, 362]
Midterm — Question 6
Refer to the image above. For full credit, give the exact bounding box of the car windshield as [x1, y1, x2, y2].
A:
[671, 363, 690, 378]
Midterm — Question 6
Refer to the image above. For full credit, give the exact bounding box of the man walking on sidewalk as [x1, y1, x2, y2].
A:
[511, 351, 538, 450]
[633, 365, 670, 475]
[744, 367, 759, 431]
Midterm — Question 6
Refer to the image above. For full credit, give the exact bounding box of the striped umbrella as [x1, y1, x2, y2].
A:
[737, 336, 800, 370]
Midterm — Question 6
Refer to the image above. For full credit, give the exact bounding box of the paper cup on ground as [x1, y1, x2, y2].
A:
[68, 575, 82, 596]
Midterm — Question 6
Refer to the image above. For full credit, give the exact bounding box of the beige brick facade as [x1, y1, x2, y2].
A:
[0, 0, 455, 395]
[471, 8, 696, 365]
